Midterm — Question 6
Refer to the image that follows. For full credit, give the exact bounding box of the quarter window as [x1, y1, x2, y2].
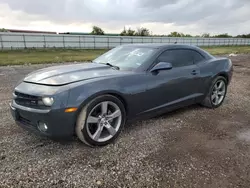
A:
[192, 51, 205, 63]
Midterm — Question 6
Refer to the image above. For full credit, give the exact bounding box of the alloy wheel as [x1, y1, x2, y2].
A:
[86, 101, 122, 142]
[211, 80, 226, 106]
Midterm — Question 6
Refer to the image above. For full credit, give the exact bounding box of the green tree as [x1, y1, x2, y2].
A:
[120, 27, 127, 36]
[167, 32, 193, 37]
[201, 33, 210, 38]
[91, 26, 105, 35]
[0, 28, 8, 32]
[135, 27, 150, 36]
[184, 34, 192, 37]
[120, 27, 136, 36]
[236, 34, 250, 38]
[168, 31, 183, 37]
[214, 33, 232, 38]
[127, 28, 136, 36]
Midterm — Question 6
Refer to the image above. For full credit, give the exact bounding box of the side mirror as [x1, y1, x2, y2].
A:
[150, 62, 172, 72]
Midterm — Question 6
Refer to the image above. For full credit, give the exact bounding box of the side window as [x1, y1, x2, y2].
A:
[157, 49, 194, 68]
[192, 51, 205, 63]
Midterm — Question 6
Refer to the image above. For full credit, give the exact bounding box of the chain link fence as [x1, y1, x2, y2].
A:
[0, 32, 249, 50]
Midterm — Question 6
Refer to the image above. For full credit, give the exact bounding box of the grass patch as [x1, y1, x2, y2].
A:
[0, 49, 107, 66]
[203, 46, 250, 55]
[0, 46, 250, 66]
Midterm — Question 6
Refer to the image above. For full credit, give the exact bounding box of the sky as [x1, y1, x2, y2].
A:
[0, 0, 250, 35]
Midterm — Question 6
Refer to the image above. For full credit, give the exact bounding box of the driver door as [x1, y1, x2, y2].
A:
[141, 49, 202, 114]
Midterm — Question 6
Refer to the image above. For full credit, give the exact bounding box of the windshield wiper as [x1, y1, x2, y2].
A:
[91, 61, 120, 70]
[104, 63, 120, 70]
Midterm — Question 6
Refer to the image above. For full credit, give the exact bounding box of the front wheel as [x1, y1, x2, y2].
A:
[201, 76, 228, 108]
[76, 95, 126, 146]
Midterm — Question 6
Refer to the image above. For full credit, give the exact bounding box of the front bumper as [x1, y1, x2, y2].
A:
[10, 100, 76, 138]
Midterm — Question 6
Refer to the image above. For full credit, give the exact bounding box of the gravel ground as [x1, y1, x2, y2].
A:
[0, 55, 250, 188]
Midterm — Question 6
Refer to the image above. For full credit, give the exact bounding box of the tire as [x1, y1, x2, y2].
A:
[76, 95, 126, 146]
[201, 76, 228, 108]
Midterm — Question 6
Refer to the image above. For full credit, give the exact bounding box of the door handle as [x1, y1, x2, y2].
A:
[191, 70, 198, 75]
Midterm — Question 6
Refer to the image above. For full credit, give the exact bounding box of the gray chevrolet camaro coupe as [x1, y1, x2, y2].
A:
[10, 44, 233, 146]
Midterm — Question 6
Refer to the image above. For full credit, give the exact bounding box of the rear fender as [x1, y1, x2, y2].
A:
[204, 58, 232, 93]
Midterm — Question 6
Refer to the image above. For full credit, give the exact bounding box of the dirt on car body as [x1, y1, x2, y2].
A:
[0, 54, 250, 188]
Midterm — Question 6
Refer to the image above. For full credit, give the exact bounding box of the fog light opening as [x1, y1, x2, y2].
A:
[38, 121, 48, 133]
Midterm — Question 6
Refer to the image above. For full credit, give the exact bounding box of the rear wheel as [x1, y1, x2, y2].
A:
[76, 95, 126, 146]
[201, 76, 227, 108]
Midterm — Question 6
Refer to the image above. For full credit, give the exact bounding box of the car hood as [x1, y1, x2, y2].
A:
[24, 63, 129, 86]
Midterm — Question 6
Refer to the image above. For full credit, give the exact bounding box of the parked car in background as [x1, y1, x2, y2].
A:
[10, 44, 233, 146]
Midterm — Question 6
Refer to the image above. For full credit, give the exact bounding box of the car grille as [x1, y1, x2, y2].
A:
[14, 91, 42, 108]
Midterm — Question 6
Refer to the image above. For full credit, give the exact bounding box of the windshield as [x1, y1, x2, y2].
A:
[93, 46, 156, 71]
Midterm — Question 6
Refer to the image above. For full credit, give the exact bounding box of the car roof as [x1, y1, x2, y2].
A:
[121, 43, 198, 50]
[121, 43, 214, 59]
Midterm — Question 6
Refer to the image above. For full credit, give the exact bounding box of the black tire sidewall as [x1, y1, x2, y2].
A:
[78, 95, 126, 146]
[209, 76, 228, 108]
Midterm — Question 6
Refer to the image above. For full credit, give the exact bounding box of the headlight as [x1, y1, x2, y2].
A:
[42, 97, 54, 106]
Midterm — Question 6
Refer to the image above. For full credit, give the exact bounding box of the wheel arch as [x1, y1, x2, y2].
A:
[214, 72, 229, 84]
[201, 72, 228, 108]
[73, 91, 128, 128]
[204, 72, 229, 97]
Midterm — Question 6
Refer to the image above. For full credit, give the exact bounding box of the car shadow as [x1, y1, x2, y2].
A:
[41, 104, 203, 147]
[123, 104, 202, 133]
